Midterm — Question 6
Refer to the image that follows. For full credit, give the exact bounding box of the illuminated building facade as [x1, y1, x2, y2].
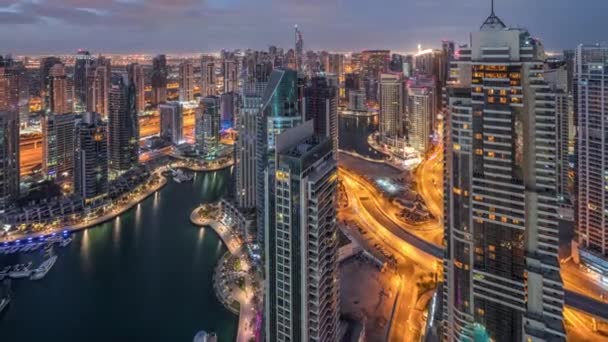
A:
[200, 96, 220, 156]
[0, 109, 19, 210]
[265, 121, 339, 342]
[74, 50, 92, 112]
[48, 63, 70, 114]
[379, 73, 405, 139]
[74, 112, 108, 205]
[151, 54, 168, 107]
[575, 45, 608, 272]
[179, 61, 195, 102]
[407, 75, 437, 154]
[303, 74, 338, 158]
[159, 102, 183, 145]
[127, 63, 145, 114]
[443, 8, 565, 341]
[256, 68, 302, 244]
[43, 113, 77, 180]
[108, 74, 139, 175]
[235, 61, 272, 209]
[201, 60, 217, 97]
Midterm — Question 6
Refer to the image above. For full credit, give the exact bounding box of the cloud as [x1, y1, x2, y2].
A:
[0, 0, 607, 54]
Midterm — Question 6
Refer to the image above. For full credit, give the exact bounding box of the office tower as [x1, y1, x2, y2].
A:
[223, 60, 238, 94]
[303, 75, 338, 158]
[199, 96, 220, 156]
[220, 92, 237, 129]
[563, 50, 575, 94]
[256, 69, 302, 244]
[179, 61, 195, 102]
[390, 53, 404, 73]
[201, 60, 217, 97]
[443, 8, 565, 341]
[40, 56, 62, 110]
[379, 73, 405, 139]
[441, 40, 456, 86]
[295, 25, 304, 73]
[575, 44, 608, 270]
[544, 60, 573, 208]
[235, 62, 272, 209]
[74, 50, 92, 112]
[159, 102, 183, 145]
[265, 121, 339, 342]
[96, 56, 111, 116]
[414, 48, 440, 75]
[0, 110, 19, 210]
[403, 54, 414, 78]
[108, 74, 139, 175]
[361, 50, 390, 104]
[2, 61, 29, 127]
[43, 113, 77, 180]
[407, 74, 437, 154]
[347, 90, 366, 111]
[127, 63, 145, 114]
[48, 63, 70, 114]
[344, 72, 361, 102]
[151, 55, 168, 106]
[74, 112, 108, 204]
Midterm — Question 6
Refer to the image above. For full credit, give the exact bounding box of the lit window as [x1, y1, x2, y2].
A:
[475, 133, 482, 140]
[488, 245, 496, 252]
[475, 149, 483, 155]
[488, 136, 495, 142]
[488, 97, 495, 103]
[499, 89, 507, 96]
[488, 89, 495, 95]
[499, 97, 508, 104]
[489, 214, 496, 220]
[487, 151, 495, 158]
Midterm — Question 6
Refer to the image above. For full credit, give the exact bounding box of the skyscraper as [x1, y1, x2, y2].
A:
[40, 56, 62, 110]
[0, 110, 19, 210]
[1, 60, 29, 127]
[179, 61, 195, 102]
[108, 74, 139, 175]
[407, 74, 437, 154]
[303, 75, 338, 158]
[127, 63, 145, 114]
[223, 59, 238, 94]
[201, 60, 217, 97]
[264, 121, 339, 342]
[295, 25, 304, 73]
[443, 8, 564, 341]
[74, 50, 92, 112]
[361, 50, 390, 104]
[151, 55, 168, 107]
[199, 96, 220, 157]
[256, 69, 302, 244]
[43, 113, 77, 180]
[74, 112, 108, 205]
[379, 73, 405, 139]
[575, 45, 608, 271]
[159, 102, 184, 145]
[235, 61, 272, 209]
[48, 63, 70, 114]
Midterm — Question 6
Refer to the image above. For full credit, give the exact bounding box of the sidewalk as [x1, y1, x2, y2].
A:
[191, 205, 256, 342]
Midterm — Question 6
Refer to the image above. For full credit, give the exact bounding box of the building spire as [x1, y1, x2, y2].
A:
[480, 0, 506, 31]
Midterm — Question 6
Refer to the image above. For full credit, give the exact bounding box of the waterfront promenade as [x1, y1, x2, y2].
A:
[190, 206, 256, 342]
[4, 171, 168, 244]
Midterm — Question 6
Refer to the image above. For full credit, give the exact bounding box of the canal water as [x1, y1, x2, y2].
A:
[0, 169, 237, 342]
[338, 114, 382, 159]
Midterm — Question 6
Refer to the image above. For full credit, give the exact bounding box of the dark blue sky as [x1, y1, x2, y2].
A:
[0, 0, 605, 54]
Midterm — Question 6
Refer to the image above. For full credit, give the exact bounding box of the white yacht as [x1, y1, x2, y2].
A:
[31, 255, 58, 280]
[174, 169, 194, 183]
[60, 237, 73, 248]
[9, 262, 33, 279]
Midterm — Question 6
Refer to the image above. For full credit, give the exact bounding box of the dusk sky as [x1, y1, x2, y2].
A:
[0, 0, 606, 54]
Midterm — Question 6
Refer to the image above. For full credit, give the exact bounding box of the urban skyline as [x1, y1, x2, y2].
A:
[2, 1, 608, 341]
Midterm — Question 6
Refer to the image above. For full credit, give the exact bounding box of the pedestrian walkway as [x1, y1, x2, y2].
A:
[190, 205, 257, 342]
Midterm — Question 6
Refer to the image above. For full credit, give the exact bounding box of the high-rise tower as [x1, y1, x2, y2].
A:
[443, 5, 565, 341]
[108, 74, 139, 175]
[151, 55, 168, 107]
[74, 112, 108, 205]
[264, 121, 339, 342]
[127, 63, 145, 114]
[179, 61, 195, 102]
